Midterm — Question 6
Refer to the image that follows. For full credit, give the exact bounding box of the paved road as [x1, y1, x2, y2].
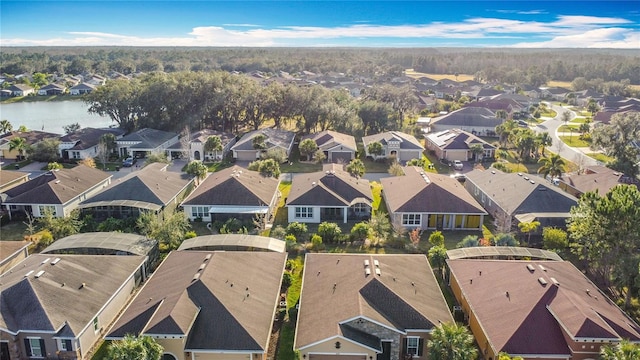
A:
[534, 102, 599, 168]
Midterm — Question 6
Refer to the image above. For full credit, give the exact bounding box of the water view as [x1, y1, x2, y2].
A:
[0, 100, 114, 134]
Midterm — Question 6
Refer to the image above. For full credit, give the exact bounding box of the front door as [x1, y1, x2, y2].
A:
[377, 341, 391, 360]
[1, 342, 10, 360]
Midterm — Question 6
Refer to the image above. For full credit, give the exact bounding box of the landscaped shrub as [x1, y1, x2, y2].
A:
[269, 225, 286, 239]
[282, 272, 293, 288]
[317, 222, 342, 243]
[286, 222, 308, 239]
[350, 222, 371, 242]
[311, 234, 323, 251]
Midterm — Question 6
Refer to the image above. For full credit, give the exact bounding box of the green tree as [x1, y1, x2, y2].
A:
[260, 148, 287, 164]
[427, 322, 478, 360]
[600, 340, 640, 360]
[317, 222, 342, 243]
[144, 152, 170, 166]
[470, 143, 484, 162]
[350, 222, 371, 242]
[286, 222, 308, 239]
[299, 138, 319, 161]
[8, 137, 29, 160]
[428, 245, 447, 277]
[406, 158, 426, 168]
[30, 138, 60, 162]
[367, 212, 392, 246]
[63, 122, 81, 134]
[561, 110, 572, 127]
[457, 235, 480, 248]
[47, 162, 63, 170]
[517, 221, 540, 244]
[587, 99, 600, 115]
[567, 185, 640, 307]
[537, 154, 566, 179]
[85, 79, 142, 132]
[311, 234, 323, 251]
[0, 120, 13, 134]
[542, 227, 568, 252]
[495, 109, 508, 120]
[494, 233, 519, 246]
[346, 158, 365, 178]
[367, 141, 384, 158]
[32, 72, 48, 87]
[497, 353, 524, 360]
[185, 161, 208, 185]
[248, 158, 281, 178]
[537, 132, 552, 156]
[428, 230, 445, 247]
[387, 161, 404, 176]
[252, 134, 267, 150]
[107, 334, 163, 360]
[313, 149, 326, 164]
[37, 209, 82, 240]
[591, 112, 640, 178]
[204, 135, 223, 160]
[136, 211, 191, 251]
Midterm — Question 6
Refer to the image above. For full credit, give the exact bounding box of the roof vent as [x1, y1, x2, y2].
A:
[55, 180, 61, 184]
[538, 265, 547, 272]
[538, 277, 548, 286]
[550, 277, 560, 286]
[364, 259, 370, 267]
[517, 173, 523, 176]
[192, 273, 201, 282]
[51, 258, 61, 265]
[526, 264, 535, 272]
[204, 254, 212, 262]
[25, 270, 34, 277]
[41, 258, 51, 265]
[365, 267, 371, 276]
[312, 181, 316, 186]
[530, 180, 535, 184]
[373, 259, 380, 267]
[375, 268, 381, 276]
[491, 170, 495, 174]
[198, 263, 206, 271]
[35, 270, 45, 278]
[524, 176, 529, 181]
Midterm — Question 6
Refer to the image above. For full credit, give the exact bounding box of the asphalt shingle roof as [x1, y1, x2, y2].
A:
[287, 164, 372, 207]
[431, 107, 503, 128]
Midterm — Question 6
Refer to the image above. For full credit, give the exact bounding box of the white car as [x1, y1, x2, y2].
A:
[453, 160, 463, 170]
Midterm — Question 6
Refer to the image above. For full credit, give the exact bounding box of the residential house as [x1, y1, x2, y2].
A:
[7, 84, 34, 97]
[180, 165, 280, 223]
[295, 253, 454, 360]
[287, 163, 373, 224]
[116, 128, 179, 158]
[0, 254, 147, 360]
[302, 130, 357, 163]
[0, 240, 30, 275]
[362, 131, 424, 162]
[107, 250, 287, 360]
[58, 127, 125, 160]
[0, 169, 30, 194]
[78, 162, 194, 220]
[425, 129, 496, 162]
[69, 83, 96, 95]
[231, 128, 295, 161]
[41, 232, 159, 274]
[0, 130, 60, 160]
[429, 107, 503, 137]
[2, 165, 112, 219]
[37, 83, 66, 96]
[558, 166, 638, 198]
[186, 129, 236, 161]
[539, 87, 571, 101]
[381, 167, 486, 231]
[447, 259, 640, 360]
[464, 169, 578, 238]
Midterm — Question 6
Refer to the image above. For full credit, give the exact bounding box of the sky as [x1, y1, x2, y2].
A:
[1, 1, 639, 48]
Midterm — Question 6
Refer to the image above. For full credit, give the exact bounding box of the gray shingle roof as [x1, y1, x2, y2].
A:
[117, 128, 178, 149]
[60, 127, 125, 151]
[231, 128, 295, 152]
[431, 107, 503, 128]
[361, 131, 424, 151]
[287, 164, 372, 207]
[303, 130, 357, 152]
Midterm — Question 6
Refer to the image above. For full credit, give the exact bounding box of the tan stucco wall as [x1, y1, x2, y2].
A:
[301, 339, 375, 359]
[156, 338, 188, 360]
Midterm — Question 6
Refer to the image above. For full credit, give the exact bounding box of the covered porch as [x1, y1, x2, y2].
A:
[320, 200, 371, 224]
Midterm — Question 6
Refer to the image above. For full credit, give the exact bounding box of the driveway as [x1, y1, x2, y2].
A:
[534, 102, 599, 167]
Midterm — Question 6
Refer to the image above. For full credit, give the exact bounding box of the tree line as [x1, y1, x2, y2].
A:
[83, 71, 417, 136]
[2, 47, 639, 85]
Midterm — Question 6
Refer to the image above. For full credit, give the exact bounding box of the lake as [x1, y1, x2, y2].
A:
[0, 100, 114, 134]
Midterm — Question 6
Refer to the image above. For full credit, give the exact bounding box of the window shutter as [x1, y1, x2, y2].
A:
[40, 339, 46, 356]
[417, 338, 424, 357]
[402, 338, 408, 355]
[24, 339, 32, 356]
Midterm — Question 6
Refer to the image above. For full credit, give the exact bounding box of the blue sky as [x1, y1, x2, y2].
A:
[1, 1, 639, 48]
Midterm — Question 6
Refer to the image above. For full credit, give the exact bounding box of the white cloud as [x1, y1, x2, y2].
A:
[1, 15, 638, 48]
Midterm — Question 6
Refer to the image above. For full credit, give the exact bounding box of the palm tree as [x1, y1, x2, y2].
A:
[427, 322, 478, 360]
[108, 334, 163, 360]
[537, 153, 566, 179]
[8, 137, 28, 161]
[600, 340, 640, 360]
[0, 120, 12, 134]
[346, 158, 365, 178]
[537, 132, 552, 156]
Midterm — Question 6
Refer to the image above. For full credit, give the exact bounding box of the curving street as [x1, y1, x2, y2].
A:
[534, 102, 599, 168]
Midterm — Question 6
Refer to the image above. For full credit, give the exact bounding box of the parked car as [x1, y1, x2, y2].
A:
[450, 173, 466, 182]
[453, 160, 463, 170]
[122, 157, 137, 167]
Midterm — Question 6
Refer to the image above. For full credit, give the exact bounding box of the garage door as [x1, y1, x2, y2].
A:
[235, 151, 258, 161]
[310, 355, 366, 360]
[331, 151, 353, 163]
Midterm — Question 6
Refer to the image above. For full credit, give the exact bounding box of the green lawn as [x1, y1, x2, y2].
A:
[0, 94, 82, 104]
[370, 181, 387, 214]
[281, 161, 322, 173]
[587, 153, 613, 164]
[558, 124, 580, 132]
[277, 255, 304, 360]
[1, 159, 32, 170]
[559, 135, 590, 148]
[570, 117, 591, 124]
[272, 182, 292, 228]
[0, 221, 28, 241]
[205, 160, 234, 172]
[540, 110, 557, 118]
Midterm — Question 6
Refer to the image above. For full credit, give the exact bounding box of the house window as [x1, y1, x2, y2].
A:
[59, 339, 73, 351]
[38, 205, 57, 216]
[402, 214, 421, 226]
[191, 206, 208, 219]
[25, 338, 45, 358]
[72, 151, 80, 159]
[404, 337, 424, 357]
[295, 207, 313, 219]
[93, 317, 99, 332]
[352, 203, 368, 214]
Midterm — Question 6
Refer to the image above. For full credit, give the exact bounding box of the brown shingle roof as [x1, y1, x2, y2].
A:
[447, 259, 640, 356]
[287, 164, 372, 206]
[561, 166, 637, 195]
[4, 165, 111, 205]
[295, 253, 453, 349]
[108, 251, 286, 352]
[381, 167, 486, 214]
[0, 169, 29, 188]
[362, 131, 424, 151]
[181, 166, 279, 207]
[0, 254, 145, 336]
[303, 130, 357, 152]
